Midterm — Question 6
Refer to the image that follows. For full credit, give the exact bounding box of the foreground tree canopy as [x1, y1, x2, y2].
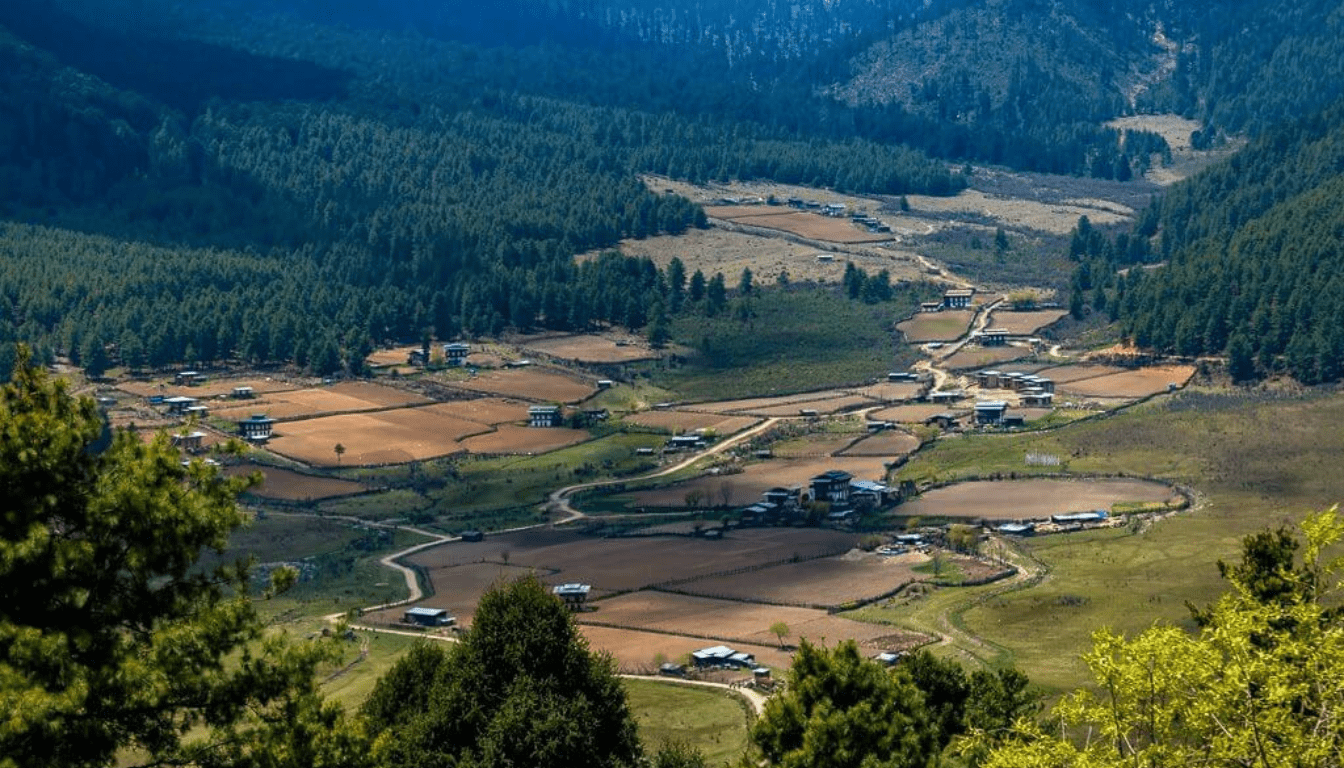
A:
[976, 509, 1344, 768]
[362, 574, 644, 768]
[0, 349, 364, 768]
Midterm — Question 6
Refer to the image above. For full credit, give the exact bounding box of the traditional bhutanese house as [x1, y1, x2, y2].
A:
[1001, 414, 1026, 428]
[163, 395, 198, 415]
[238, 414, 276, 442]
[1021, 389, 1054, 407]
[184, 405, 210, 419]
[403, 607, 455, 627]
[924, 412, 960, 430]
[442, 342, 470, 366]
[943, 289, 974, 309]
[174, 370, 204, 386]
[999, 372, 1025, 390]
[1034, 377, 1055, 393]
[930, 390, 964, 405]
[849, 480, 894, 506]
[528, 405, 562, 427]
[171, 431, 207, 453]
[762, 487, 801, 512]
[231, 385, 255, 399]
[977, 370, 1002, 388]
[981, 328, 1010, 347]
[827, 507, 860, 525]
[974, 401, 1009, 425]
[552, 583, 591, 610]
[810, 470, 854, 504]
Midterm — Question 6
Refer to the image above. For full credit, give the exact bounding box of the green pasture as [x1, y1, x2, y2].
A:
[856, 387, 1344, 693]
[623, 679, 752, 767]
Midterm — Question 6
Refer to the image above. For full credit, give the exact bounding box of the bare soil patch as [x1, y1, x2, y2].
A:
[214, 382, 431, 422]
[675, 553, 923, 607]
[225, 463, 367, 501]
[458, 425, 591, 455]
[939, 346, 1029, 370]
[1055, 365, 1196, 399]
[623, 456, 893, 508]
[707, 209, 894, 245]
[899, 478, 1178, 521]
[623, 410, 760, 435]
[1034, 364, 1126, 383]
[266, 404, 488, 466]
[410, 528, 862, 594]
[448, 368, 595, 403]
[870, 404, 969, 423]
[516, 333, 660, 364]
[585, 592, 920, 653]
[432, 397, 531, 426]
[985, 309, 1068, 335]
[749, 394, 878, 417]
[366, 346, 419, 367]
[118, 377, 302, 399]
[897, 311, 975, 342]
[580, 625, 797, 672]
[839, 431, 921, 457]
[854, 382, 927, 402]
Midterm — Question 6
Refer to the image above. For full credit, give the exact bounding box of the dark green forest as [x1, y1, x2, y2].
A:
[5, 0, 1344, 381]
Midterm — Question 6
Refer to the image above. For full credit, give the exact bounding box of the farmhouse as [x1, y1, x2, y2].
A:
[810, 470, 854, 504]
[174, 370, 204, 386]
[162, 395, 199, 415]
[238, 413, 276, 442]
[827, 507, 860, 525]
[443, 342, 470, 366]
[552, 582, 591, 610]
[597, 379, 615, 389]
[974, 401, 1009, 425]
[976, 370, 1002, 388]
[920, 301, 943, 313]
[943, 289, 974, 309]
[924, 413, 960, 429]
[980, 329, 1010, 347]
[887, 371, 920, 382]
[528, 405, 562, 427]
[231, 385, 255, 399]
[403, 607, 455, 627]
[1021, 389, 1054, 407]
[822, 203, 847, 217]
[171, 431, 207, 453]
[184, 404, 210, 419]
[929, 390, 964, 405]
[665, 434, 707, 451]
[692, 645, 757, 669]
[850, 480, 895, 507]
[407, 349, 428, 366]
[460, 530, 484, 542]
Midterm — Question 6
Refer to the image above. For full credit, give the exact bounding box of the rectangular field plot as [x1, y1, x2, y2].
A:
[691, 390, 861, 415]
[119, 377, 301, 399]
[1056, 365, 1196, 399]
[673, 554, 924, 608]
[225, 463, 367, 501]
[409, 528, 862, 594]
[458, 425, 591, 455]
[215, 382, 431, 421]
[748, 394, 878, 417]
[266, 404, 487, 466]
[622, 410, 760, 435]
[897, 310, 975, 342]
[432, 397, 531, 426]
[939, 346, 1028, 370]
[984, 309, 1068, 335]
[622, 456, 893, 508]
[772, 434, 865, 458]
[837, 431, 921, 457]
[1034, 364, 1127, 383]
[448, 368, 596, 403]
[517, 334, 659, 363]
[869, 404, 970, 423]
[898, 478, 1178, 520]
[854, 382, 926, 402]
[583, 592, 919, 651]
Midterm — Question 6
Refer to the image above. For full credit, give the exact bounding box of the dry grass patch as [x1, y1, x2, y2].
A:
[623, 410, 760, 435]
[986, 309, 1068, 335]
[266, 404, 486, 466]
[624, 456, 893, 508]
[1056, 366, 1196, 399]
[449, 368, 595, 403]
[839, 430, 921, 457]
[516, 333, 659, 363]
[899, 478, 1178, 520]
[225, 463, 367, 501]
[939, 346, 1030, 370]
[898, 311, 975, 342]
[458, 425, 591, 455]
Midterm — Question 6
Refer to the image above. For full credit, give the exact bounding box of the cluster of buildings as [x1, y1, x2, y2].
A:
[737, 470, 899, 527]
[408, 342, 471, 368]
[976, 369, 1055, 407]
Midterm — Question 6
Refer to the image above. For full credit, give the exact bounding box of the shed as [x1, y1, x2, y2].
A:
[231, 386, 255, 399]
[692, 645, 737, 667]
[403, 607, 455, 627]
[163, 396, 198, 414]
[460, 530, 484, 543]
[552, 583, 591, 610]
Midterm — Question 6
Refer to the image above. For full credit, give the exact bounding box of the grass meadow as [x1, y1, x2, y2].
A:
[851, 386, 1344, 692]
[623, 678, 753, 766]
